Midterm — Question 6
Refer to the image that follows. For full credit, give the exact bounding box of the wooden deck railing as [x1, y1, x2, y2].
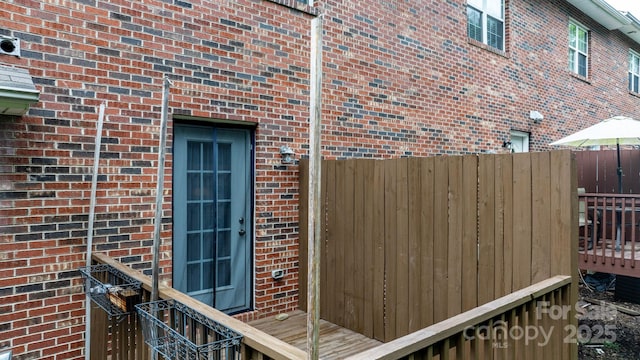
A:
[344, 276, 574, 360]
[579, 193, 640, 277]
[89, 253, 306, 360]
[87, 255, 576, 359]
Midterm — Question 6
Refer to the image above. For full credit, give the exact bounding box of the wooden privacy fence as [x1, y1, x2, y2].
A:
[575, 149, 640, 194]
[299, 151, 578, 344]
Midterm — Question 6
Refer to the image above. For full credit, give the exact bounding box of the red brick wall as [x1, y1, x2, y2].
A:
[1, 0, 640, 358]
[0, 0, 315, 358]
[319, 0, 640, 157]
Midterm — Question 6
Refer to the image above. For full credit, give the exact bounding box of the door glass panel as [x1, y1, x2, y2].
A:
[202, 173, 214, 200]
[187, 233, 200, 261]
[218, 230, 230, 258]
[187, 142, 201, 170]
[218, 173, 231, 199]
[187, 174, 200, 200]
[203, 202, 215, 230]
[203, 260, 214, 290]
[218, 259, 231, 287]
[187, 204, 200, 231]
[187, 263, 200, 292]
[202, 142, 213, 170]
[218, 202, 230, 229]
[218, 143, 231, 171]
[203, 231, 214, 258]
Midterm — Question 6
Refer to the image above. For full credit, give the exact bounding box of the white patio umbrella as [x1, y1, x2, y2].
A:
[549, 116, 640, 193]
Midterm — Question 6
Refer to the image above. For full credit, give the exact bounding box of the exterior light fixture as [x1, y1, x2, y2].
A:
[279, 145, 295, 164]
[530, 110, 543, 124]
[502, 141, 512, 149]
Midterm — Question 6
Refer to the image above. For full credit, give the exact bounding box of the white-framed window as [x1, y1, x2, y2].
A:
[629, 50, 640, 93]
[569, 21, 588, 77]
[467, 0, 505, 51]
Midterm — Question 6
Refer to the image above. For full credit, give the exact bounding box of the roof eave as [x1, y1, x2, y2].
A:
[566, 0, 640, 46]
[566, 0, 631, 29]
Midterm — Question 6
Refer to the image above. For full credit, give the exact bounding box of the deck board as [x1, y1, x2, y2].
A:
[248, 310, 382, 358]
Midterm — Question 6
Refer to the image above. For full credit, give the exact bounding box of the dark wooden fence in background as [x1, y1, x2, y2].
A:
[299, 151, 577, 343]
[576, 149, 640, 194]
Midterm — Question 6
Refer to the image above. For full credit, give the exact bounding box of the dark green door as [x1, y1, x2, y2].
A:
[173, 124, 252, 313]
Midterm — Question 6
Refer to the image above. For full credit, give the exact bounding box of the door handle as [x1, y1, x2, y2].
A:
[239, 229, 246, 236]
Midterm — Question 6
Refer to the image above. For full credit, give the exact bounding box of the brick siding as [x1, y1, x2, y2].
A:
[1, 0, 639, 358]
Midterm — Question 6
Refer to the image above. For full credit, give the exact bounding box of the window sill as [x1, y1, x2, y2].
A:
[467, 38, 508, 58]
[263, 0, 319, 16]
[629, 90, 640, 99]
[569, 72, 591, 84]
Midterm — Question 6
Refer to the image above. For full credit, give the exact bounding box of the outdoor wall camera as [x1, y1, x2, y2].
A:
[0, 36, 20, 57]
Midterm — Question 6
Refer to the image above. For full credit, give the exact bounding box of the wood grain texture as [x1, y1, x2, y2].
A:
[249, 310, 381, 358]
[298, 152, 577, 349]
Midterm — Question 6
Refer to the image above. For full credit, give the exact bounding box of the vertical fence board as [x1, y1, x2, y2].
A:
[298, 159, 309, 312]
[353, 160, 365, 335]
[447, 156, 463, 318]
[384, 159, 398, 341]
[499, 154, 514, 297]
[525, 300, 537, 360]
[512, 153, 532, 290]
[319, 159, 328, 319]
[548, 291, 557, 359]
[478, 155, 496, 305]
[118, 316, 128, 360]
[551, 151, 579, 360]
[136, 311, 149, 360]
[372, 160, 386, 341]
[462, 155, 478, 312]
[396, 158, 410, 337]
[343, 160, 356, 331]
[433, 156, 449, 324]
[323, 161, 336, 322]
[90, 303, 108, 360]
[420, 157, 435, 329]
[362, 160, 374, 339]
[550, 151, 576, 277]
[408, 158, 423, 333]
[531, 153, 551, 283]
[335, 160, 348, 327]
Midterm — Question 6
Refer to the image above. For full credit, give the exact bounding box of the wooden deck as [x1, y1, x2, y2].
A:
[579, 193, 640, 278]
[580, 244, 640, 277]
[248, 311, 382, 358]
